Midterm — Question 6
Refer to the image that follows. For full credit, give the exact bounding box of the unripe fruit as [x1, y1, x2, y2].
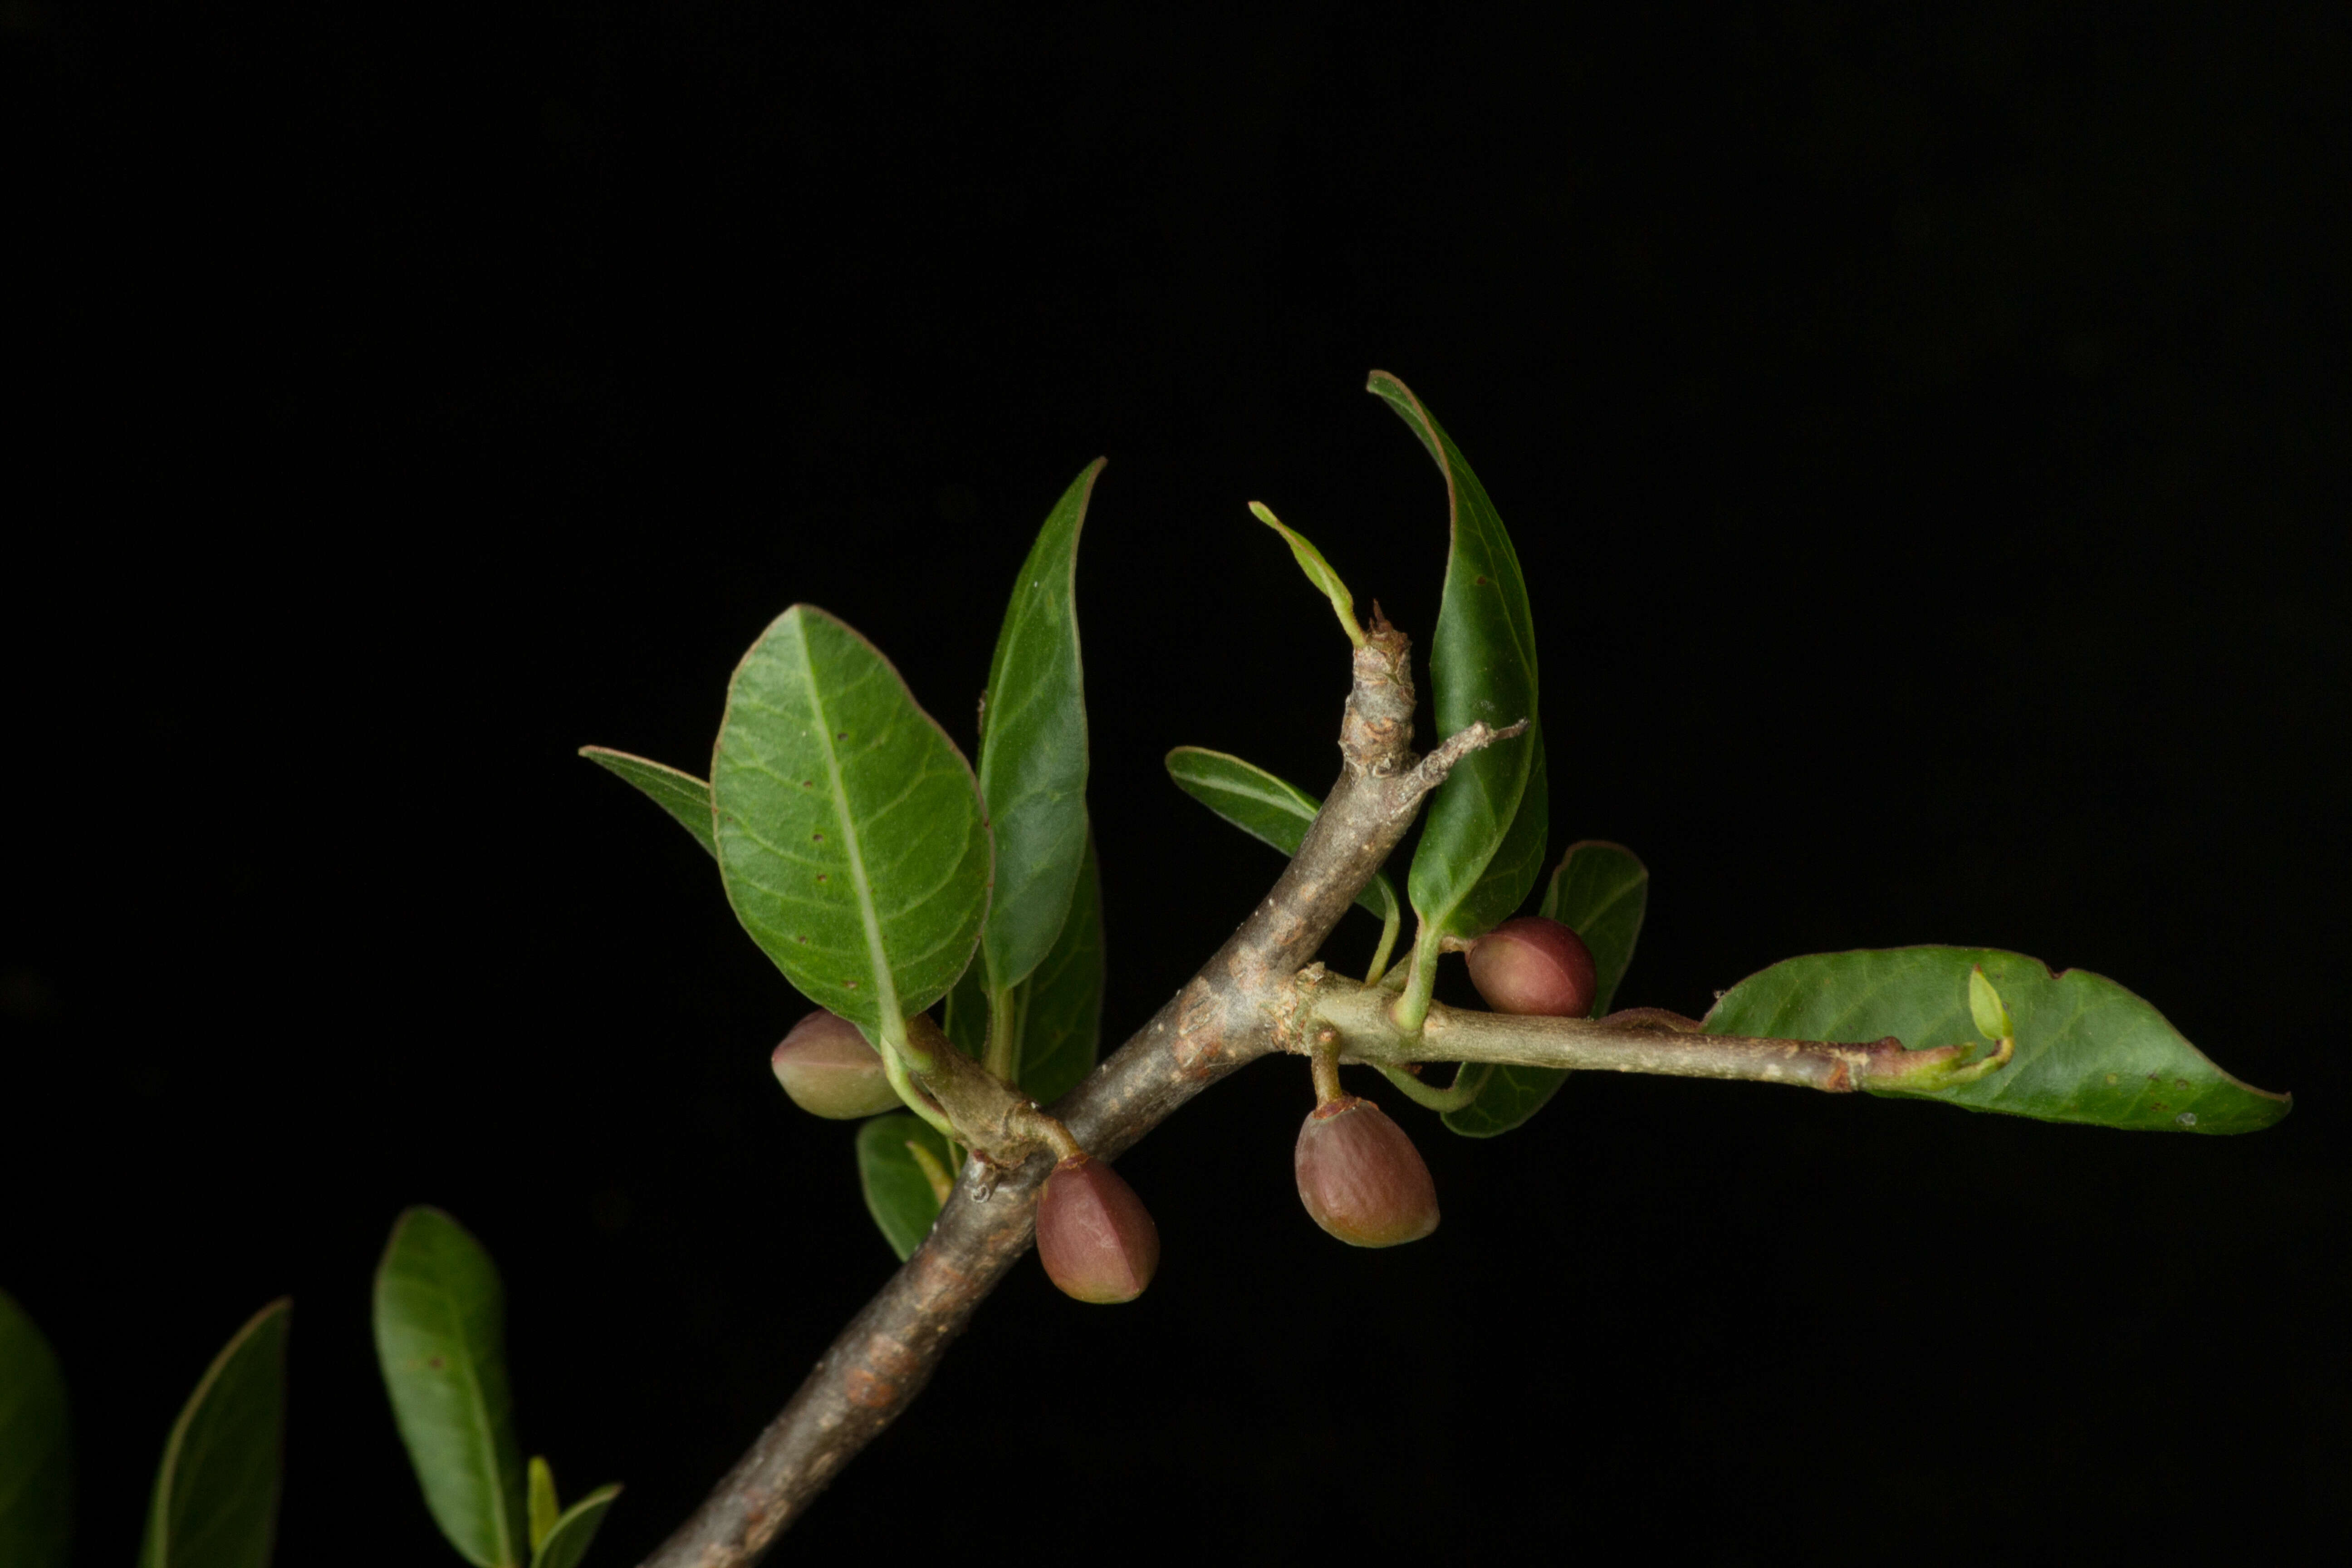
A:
[769, 1010, 904, 1119]
[1035, 1154, 1160, 1304]
[1294, 1096, 1440, 1247]
[1465, 916, 1597, 1018]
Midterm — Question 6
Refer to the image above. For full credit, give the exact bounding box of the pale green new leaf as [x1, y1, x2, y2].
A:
[712, 605, 992, 1038]
[527, 1457, 559, 1555]
[530, 1485, 620, 1568]
[856, 1113, 955, 1260]
[1163, 747, 1399, 928]
[1249, 501, 1363, 646]
[1444, 839, 1649, 1138]
[0, 1289, 73, 1568]
[138, 1299, 290, 1568]
[1370, 372, 1541, 943]
[976, 461, 1101, 994]
[1704, 947, 2291, 1134]
[578, 748, 715, 857]
[374, 1208, 527, 1568]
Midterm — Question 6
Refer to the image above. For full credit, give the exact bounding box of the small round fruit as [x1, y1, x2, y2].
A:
[1035, 1154, 1161, 1304]
[1465, 916, 1597, 1018]
[1294, 1096, 1440, 1247]
[769, 1010, 903, 1119]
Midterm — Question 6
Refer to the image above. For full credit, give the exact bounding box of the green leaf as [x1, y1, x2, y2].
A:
[1371, 372, 1540, 943]
[943, 831, 1102, 1102]
[137, 1299, 289, 1568]
[1164, 746, 1400, 928]
[0, 1289, 73, 1568]
[1448, 722, 1548, 939]
[1444, 839, 1649, 1138]
[1015, 829, 1105, 1104]
[529, 1485, 620, 1568]
[976, 461, 1101, 995]
[712, 605, 992, 1044]
[526, 1457, 559, 1555]
[1249, 501, 1364, 646]
[1703, 947, 2292, 1134]
[856, 1113, 955, 1261]
[578, 748, 715, 857]
[373, 1207, 528, 1568]
[942, 959, 989, 1060]
[1969, 965, 2015, 1042]
[1544, 839, 1650, 1017]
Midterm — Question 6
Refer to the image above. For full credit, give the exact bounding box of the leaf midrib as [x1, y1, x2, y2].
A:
[411, 1250, 514, 1568]
[793, 612, 903, 1025]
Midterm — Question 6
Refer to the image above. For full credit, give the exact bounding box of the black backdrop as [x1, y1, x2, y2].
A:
[7, 4, 2347, 1564]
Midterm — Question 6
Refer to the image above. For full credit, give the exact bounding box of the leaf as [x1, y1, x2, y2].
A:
[1164, 746, 1400, 928]
[374, 1207, 528, 1568]
[1015, 829, 1104, 1104]
[527, 1457, 559, 1555]
[1370, 372, 1541, 944]
[0, 1289, 73, 1568]
[529, 1485, 620, 1568]
[942, 959, 990, 1060]
[975, 461, 1101, 994]
[137, 1299, 289, 1568]
[1249, 501, 1363, 646]
[712, 605, 992, 1041]
[1444, 839, 1649, 1138]
[1969, 965, 2014, 1042]
[578, 748, 715, 857]
[1448, 722, 1549, 939]
[1544, 839, 1650, 1018]
[1703, 947, 2292, 1134]
[856, 1113, 955, 1261]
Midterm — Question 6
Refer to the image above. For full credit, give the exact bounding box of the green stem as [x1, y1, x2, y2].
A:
[983, 980, 1020, 1085]
[880, 1038, 959, 1143]
[1377, 1062, 1491, 1113]
[1362, 900, 1402, 987]
[1388, 921, 1439, 1035]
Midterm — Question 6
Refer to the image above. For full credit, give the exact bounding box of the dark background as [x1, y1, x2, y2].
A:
[6, 3, 2346, 1563]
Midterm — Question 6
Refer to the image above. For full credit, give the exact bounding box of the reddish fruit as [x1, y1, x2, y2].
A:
[1035, 1154, 1161, 1304]
[769, 1010, 903, 1119]
[1294, 1096, 1440, 1247]
[1465, 916, 1598, 1017]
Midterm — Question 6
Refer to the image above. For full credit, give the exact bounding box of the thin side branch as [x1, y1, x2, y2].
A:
[1289, 971, 1996, 1094]
[640, 619, 1444, 1568]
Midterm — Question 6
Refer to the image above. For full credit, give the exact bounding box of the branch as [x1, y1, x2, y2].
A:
[639, 612, 1518, 1567]
[1287, 973, 2004, 1094]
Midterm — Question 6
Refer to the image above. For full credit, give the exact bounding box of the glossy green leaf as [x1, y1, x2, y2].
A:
[529, 1485, 620, 1568]
[1249, 501, 1363, 646]
[942, 833, 1102, 1102]
[138, 1299, 289, 1568]
[374, 1207, 527, 1568]
[976, 461, 1101, 995]
[1447, 722, 1548, 940]
[1704, 947, 2292, 1134]
[1163, 746, 1400, 928]
[856, 1113, 955, 1261]
[1372, 372, 1540, 945]
[712, 605, 992, 1042]
[0, 1289, 73, 1568]
[577, 748, 715, 857]
[1014, 830, 1104, 1104]
[942, 960, 990, 1060]
[526, 1457, 559, 1555]
[1444, 838, 1649, 1138]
